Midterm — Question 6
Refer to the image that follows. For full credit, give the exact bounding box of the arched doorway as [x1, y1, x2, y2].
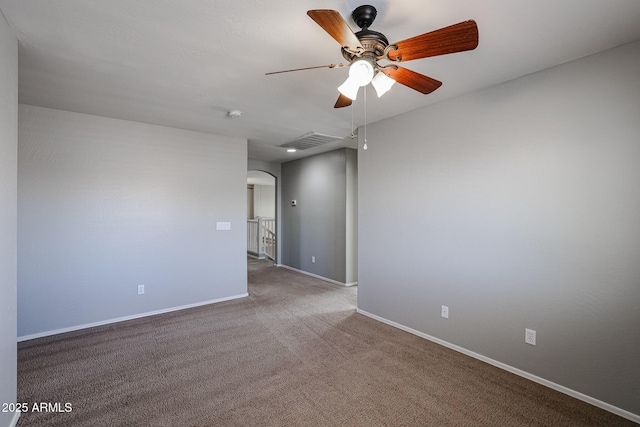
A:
[247, 170, 277, 261]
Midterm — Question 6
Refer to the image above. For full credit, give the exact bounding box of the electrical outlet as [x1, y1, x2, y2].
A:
[138, 284, 145, 295]
[525, 328, 536, 345]
[441, 305, 449, 319]
[312, 256, 315, 263]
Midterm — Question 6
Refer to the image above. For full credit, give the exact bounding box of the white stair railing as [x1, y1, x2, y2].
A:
[261, 218, 276, 260]
[247, 219, 259, 255]
[247, 217, 275, 261]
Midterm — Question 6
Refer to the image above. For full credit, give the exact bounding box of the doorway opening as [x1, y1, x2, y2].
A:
[247, 170, 277, 262]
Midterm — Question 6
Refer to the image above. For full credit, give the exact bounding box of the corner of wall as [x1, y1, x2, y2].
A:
[0, 11, 18, 427]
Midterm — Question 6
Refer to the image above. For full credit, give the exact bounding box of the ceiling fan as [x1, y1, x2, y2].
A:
[266, 5, 479, 108]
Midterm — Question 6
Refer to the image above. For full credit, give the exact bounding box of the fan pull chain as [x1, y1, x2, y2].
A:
[350, 99, 355, 139]
[363, 86, 368, 150]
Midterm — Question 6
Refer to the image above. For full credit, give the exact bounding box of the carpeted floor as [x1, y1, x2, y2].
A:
[17, 258, 636, 426]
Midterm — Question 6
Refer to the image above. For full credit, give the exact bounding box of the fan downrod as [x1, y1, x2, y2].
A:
[352, 5, 377, 29]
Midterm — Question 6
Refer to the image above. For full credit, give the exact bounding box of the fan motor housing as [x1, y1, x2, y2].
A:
[342, 28, 389, 63]
[343, 5, 389, 63]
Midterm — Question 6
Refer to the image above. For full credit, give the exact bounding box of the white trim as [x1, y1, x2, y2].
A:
[356, 308, 640, 424]
[278, 264, 356, 287]
[17, 294, 249, 342]
[9, 411, 20, 427]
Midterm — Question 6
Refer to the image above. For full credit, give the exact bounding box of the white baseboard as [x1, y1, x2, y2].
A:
[9, 411, 20, 427]
[17, 293, 249, 342]
[356, 308, 640, 424]
[278, 264, 357, 287]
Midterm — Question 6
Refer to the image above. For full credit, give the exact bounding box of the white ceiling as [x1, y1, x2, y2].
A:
[2, 0, 640, 163]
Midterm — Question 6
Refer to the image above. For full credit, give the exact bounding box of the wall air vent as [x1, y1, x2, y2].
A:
[278, 132, 344, 150]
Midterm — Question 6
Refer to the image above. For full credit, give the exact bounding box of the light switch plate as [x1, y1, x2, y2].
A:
[216, 222, 231, 231]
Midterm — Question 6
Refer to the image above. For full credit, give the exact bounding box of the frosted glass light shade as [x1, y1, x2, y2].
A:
[349, 59, 375, 86]
[338, 58, 376, 101]
[371, 71, 396, 97]
[338, 77, 360, 100]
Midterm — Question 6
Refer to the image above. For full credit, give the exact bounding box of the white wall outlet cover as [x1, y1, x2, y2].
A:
[138, 284, 145, 295]
[525, 328, 536, 345]
[441, 305, 449, 319]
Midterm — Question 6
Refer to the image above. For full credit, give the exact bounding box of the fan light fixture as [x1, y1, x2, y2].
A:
[338, 58, 375, 100]
[338, 58, 397, 100]
[371, 71, 396, 97]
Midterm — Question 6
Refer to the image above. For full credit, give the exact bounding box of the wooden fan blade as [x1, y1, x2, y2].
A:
[307, 10, 364, 53]
[383, 66, 442, 94]
[265, 64, 345, 75]
[387, 20, 478, 62]
[334, 93, 353, 108]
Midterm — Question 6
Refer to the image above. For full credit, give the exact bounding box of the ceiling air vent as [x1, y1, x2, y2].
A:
[278, 132, 344, 150]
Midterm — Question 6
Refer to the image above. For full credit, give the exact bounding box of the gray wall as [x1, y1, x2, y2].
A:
[281, 148, 357, 284]
[0, 11, 18, 427]
[18, 105, 248, 338]
[358, 40, 640, 417]
[345, 148, 358, 284]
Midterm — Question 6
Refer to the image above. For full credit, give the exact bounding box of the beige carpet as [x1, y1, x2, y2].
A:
[17, 258, 635, 426]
